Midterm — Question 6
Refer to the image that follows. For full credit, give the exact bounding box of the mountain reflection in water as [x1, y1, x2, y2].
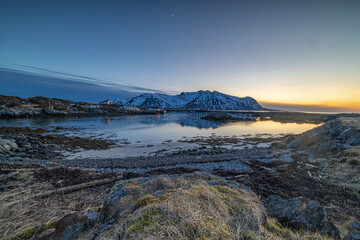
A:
[0, 112, 319, 144]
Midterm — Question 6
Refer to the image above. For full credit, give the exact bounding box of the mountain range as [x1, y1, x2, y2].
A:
[111, 90, 264, 110]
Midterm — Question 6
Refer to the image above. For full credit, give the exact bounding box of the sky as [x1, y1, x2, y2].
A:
[1, 0, 360, 112]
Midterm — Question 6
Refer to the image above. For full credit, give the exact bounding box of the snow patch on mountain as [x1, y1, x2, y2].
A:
[113, 98, 129, 105]
[112, 90, 264, 110]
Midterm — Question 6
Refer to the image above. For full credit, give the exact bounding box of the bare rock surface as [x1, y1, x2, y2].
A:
[344, 230, 360, 240]
[288, 117, 360, 154]
[37, 210, 98, 240]
[264, 195, 340, 239]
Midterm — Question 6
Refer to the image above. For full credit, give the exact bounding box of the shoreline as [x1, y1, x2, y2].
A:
[0, 95, 167, 119]
[1, 95, 359, 124]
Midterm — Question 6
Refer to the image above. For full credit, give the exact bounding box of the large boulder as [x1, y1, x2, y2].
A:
[264, 195, 340, 239]
[37, 210, 98, 240]
[93, 172, 266, 240]
[98, 177, 151, 223]
[0, 138, 18, 152]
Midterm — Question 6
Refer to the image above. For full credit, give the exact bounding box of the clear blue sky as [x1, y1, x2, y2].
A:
[1, 0, 360, 111]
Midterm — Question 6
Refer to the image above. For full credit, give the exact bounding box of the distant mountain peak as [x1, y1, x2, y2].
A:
[111, 90, 264, 110]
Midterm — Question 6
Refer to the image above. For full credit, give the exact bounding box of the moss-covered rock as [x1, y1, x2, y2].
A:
[91, 173, 282, 239]
[92, 173, 339, 240]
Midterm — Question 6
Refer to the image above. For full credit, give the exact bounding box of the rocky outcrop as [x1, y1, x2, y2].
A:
[0, 106, 127, 118]
[0, 126, 114, 162]
[353, 221, 360, 230]
[344, 221, 360, 240]
[92, 173, 269, 239]
[0, 95, 131, 119]
[97, 177, 153, 224]
[288, 117, 360, 154]
[0, 134, 62, 161]
[286, 117, 360, 193]
[345, 230, 360, 240]
[37, 210, 98, 240]
[264, 195, 340, 239]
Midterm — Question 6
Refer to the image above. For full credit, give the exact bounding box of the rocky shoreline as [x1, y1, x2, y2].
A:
[1, 116, 360, 239]
[0, 95, 165, 118]
[0, 127, 114, 162]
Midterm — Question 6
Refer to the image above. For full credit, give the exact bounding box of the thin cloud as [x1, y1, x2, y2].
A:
[1, 64, 169, 94]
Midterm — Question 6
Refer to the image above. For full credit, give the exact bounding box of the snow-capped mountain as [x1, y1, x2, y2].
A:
[112, 90, 264, 110]
[125, 94, 171, 109]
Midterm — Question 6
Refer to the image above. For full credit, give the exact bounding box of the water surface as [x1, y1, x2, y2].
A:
[0, 112, 318, 144]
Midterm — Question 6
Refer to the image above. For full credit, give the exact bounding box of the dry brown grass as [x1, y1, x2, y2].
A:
[102, 183, 263, 240]
[344, 146, 360, 166]
[339, 117, 360, 130]
[0, 168, 112, 238]
[92, 175, 337, 240]
[263, 218, 336, 240]
[141, 176, 193, 192]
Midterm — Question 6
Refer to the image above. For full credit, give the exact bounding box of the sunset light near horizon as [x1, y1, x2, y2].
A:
[1, 0, 360, 112]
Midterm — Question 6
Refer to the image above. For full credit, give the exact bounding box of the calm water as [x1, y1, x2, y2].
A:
[0, 112, 319, 144]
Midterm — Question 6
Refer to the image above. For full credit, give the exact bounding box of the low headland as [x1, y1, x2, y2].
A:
[0, 95, 165, 118]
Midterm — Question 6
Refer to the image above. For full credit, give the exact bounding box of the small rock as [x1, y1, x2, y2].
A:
[353, 221, 360, 231]
[42, 144, 61, 156]
[10, 142, 19, 151]
[321, 221, 340, 238]
[23, 143, 32, 149]
[7, 156, 23, 161]
[2, 144, 12, 152]
[344, 230, 360, 240]
[83, 209, 98, 227]
[347, 137, 360, 146]
[17, 152, 28, 157]
[341, 128, 354, 137]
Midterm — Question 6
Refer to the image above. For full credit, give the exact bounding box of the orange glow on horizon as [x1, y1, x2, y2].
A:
[225, 76, 360, 113]
[259, 100, 360, 112]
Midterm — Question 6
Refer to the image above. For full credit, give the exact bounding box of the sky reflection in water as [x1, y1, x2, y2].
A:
[0, 112, 318, 144]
